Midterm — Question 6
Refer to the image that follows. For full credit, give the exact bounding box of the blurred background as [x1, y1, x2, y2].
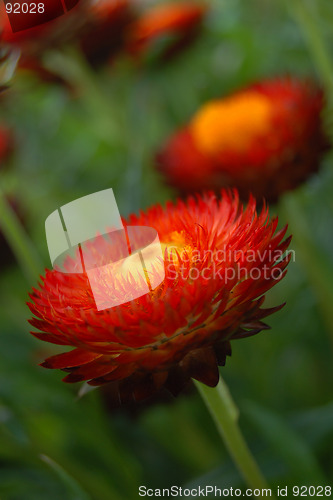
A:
[0, 0, 332, 498]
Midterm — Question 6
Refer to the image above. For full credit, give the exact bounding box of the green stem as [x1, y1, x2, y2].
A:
[0, 189, 42, 283]
[194, 379, 274, 497]
[292, 0, 333, 98]
[281, 193, 333, 339]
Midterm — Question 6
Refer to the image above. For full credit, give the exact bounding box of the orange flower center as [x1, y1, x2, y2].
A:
[190, 91, 273, 155]
[162, 231, 193, 258]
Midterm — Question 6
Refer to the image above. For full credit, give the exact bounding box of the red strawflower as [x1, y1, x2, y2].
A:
[157, 78, 328, 201]
[28, 190, 291, 406]
[126, 1, 207, 61]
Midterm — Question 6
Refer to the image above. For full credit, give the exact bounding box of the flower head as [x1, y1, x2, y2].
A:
[127, 1, 207, 62]
[0, 124, 12, 167]
[157, 78, 328, 201]
[28, 190, 291, 406]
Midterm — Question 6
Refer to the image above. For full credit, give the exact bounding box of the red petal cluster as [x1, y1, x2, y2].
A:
[28, 190, 291, 405]
[157, 78, 328, 201]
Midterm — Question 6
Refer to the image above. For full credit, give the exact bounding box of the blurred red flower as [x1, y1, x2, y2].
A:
[28, 190, 291, 405]
[127, 1, 207, 61]
[0, 1, 132, 73]
[157, 78, 328, 201]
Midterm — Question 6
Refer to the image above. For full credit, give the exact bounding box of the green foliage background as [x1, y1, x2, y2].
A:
[0, 1, 332, 498]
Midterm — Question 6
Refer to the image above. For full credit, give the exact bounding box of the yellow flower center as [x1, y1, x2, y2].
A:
[162, 231, 194, 259]
[190, 91, 273, 155]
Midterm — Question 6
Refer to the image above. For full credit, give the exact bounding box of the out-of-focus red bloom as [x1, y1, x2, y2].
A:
[127, 1, 207, 61]
[0, 1, 132, 73]
[157, 78, 328, 201]
[28, 190, 291, 406]
[0, 196, 24, 267]
[0, 1, 85, 80]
